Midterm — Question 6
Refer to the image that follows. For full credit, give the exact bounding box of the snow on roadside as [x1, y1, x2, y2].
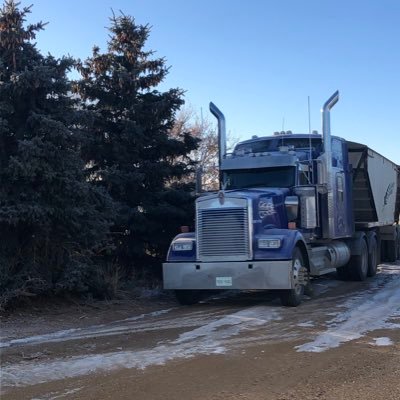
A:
[31, 387, 83, 400]
[297, 321, 315, 328]
[0, 308, 176, 349]
[296, 266, 400, 353]
[370, 337, 394, 346]
[0, 306, 282, 390]
[175, 306, 282, 344]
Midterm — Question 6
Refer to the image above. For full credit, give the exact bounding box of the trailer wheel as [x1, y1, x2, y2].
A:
[367, 236, 378, 277]
[280, 247, 307, 307]
[175, 290, 201, 305]
[350, 238, 368, 281]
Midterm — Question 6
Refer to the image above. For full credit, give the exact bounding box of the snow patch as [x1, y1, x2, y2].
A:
[175, 307, 281, 344]
[297, 321, 315, 328]
[31, 387, 83, 400]
[0, 306, 281, 390]
[370, 337, 393, 347]
[123, 308, 175, 322]
[296, 270, 400, 353]
[0, 308, 175, 349]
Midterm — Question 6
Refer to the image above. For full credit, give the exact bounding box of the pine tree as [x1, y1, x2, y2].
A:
[0, 1, 114, 306]
[74, 12, 198, 279]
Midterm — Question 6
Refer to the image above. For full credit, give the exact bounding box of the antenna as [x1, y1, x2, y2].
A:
[306, 96, 313, 184]
[308, 96, 312, 165]
[281, 116, 285, 146]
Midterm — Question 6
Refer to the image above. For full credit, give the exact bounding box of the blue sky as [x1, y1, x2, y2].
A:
[25, 0, 400, 163]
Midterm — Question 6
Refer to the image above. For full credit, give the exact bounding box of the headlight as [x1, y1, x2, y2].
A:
[172, 240, 193, 251]
[258, 238, 281, 249]
[258, 199, 276, 219]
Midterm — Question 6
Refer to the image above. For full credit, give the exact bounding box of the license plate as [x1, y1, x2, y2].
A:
[216, 277, 232, 287]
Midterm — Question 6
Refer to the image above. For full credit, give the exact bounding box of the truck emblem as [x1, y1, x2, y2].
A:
[259, 199, 276, 218]
[218, 190, 225, 205]
[384, 182, 394, 206]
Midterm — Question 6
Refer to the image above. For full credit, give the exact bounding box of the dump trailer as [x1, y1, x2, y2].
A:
[163, 91, 400, 306]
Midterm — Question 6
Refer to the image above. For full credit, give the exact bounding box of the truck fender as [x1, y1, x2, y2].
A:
[278, 229, 310, 271]
[254, 228, 310, 270]
[166, 232, 196, 262]
[295, 239, 311, 272]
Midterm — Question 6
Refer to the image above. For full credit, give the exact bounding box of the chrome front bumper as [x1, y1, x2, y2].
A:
[163, 260, 293, 290]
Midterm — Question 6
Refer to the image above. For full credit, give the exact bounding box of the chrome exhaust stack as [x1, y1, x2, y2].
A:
[209, 102, 227, 170]
[321, 90, 339, 238]
[322, 90, 339, 177]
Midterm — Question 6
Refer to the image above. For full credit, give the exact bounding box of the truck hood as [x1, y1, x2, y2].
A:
[197, 187, 290, 229]
[235, 188, 289, 229]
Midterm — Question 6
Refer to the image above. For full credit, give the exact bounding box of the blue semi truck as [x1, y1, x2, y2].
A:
[163, 91, 400, 306]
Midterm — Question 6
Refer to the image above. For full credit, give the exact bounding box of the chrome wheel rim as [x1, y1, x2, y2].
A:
[293, 258, 308, 295]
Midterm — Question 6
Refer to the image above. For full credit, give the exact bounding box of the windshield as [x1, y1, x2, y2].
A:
[224, 167, 295, 189]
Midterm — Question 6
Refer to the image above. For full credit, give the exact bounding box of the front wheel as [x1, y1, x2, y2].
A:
[280, 247, 308, 307]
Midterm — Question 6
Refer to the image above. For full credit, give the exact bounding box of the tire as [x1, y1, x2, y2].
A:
[280, 247, 308, 307]
[367, 236, 378, 277]
[349, 238, 368, 281]
[175, 290, 201, 305]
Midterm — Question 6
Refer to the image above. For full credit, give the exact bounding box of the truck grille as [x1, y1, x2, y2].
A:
[196, 207, 250, 261]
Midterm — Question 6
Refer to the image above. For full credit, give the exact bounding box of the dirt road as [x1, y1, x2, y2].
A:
[1, 263, 400, 400]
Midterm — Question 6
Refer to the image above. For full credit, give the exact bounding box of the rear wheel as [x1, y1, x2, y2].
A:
[367, 236, 378, 277]
[175, 290, 201, 305]
[280, 247, 308, 307]
[350, 238, 368, 281]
